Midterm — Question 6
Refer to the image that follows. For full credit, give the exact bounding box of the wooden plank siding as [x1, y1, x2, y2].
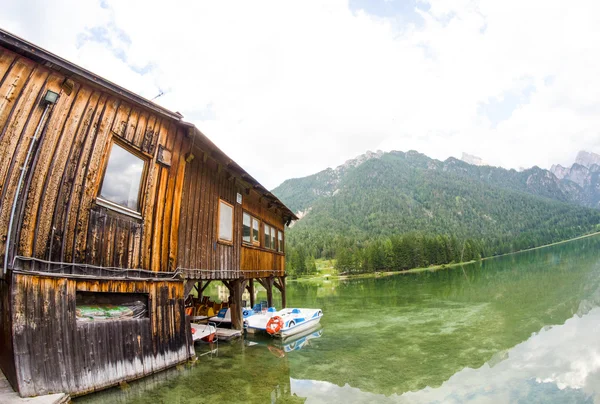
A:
[241, 187, 287, 278]
[177, 145, 242, 280]
[176, 144, 288, 280]
[0, 46, 188, 273]
[0, 46, 193, 397]
[11, 272, 190, 397]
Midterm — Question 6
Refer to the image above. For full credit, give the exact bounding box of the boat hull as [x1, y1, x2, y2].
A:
[245, 308, 323, 338]
[191, 323, 216, 343]
[279, 316, 322, 337]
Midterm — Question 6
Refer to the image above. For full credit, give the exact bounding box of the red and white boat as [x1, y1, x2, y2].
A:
[190, 323, 217, 343]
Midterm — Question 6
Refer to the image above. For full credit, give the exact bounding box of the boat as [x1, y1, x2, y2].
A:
[208, 307, 256, 326]
[190, 322, 216, 343]
[244, 308, 323, 337]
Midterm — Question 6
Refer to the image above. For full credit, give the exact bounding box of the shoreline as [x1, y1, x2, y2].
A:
[288, 230, 600, 283]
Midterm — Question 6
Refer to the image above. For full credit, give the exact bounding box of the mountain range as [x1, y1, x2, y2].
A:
[273, 149, 600, 273]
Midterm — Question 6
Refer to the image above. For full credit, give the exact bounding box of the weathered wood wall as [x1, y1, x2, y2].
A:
[177, 145, 241, 279]
[241, 188, 286, 278]
[0, 45, 193, 397]
[11, 272, 191, 397]
[177, 144, 288, 280]
[0, 279, 16, 389]
[0, 46, 188, 273]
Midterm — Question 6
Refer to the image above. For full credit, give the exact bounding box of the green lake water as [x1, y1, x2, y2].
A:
[77, 235, 600, 403]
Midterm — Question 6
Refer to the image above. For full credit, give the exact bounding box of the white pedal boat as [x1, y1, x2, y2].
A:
[244, 308, 323, 337]
[209, 308, 232, 325]
[190, 323, 216, 343]
[208, 307, 256, 326]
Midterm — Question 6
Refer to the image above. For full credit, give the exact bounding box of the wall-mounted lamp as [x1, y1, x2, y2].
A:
[43, 90, 59, 105]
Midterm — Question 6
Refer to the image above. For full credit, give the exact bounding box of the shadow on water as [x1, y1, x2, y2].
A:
[76, 234, 600, 403]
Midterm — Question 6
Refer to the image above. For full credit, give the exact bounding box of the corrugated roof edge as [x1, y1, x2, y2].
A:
[0, 28, 298, 222]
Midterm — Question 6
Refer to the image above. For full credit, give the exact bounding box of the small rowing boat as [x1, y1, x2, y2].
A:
[190, 323, 216, 343]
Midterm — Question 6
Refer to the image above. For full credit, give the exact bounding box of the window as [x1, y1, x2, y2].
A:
[278, 230, 284, 252]
[264, 224, 272, 249]
[242, 213, 251, 243]
[252, 217, 260, 244]
[271, 227, 276, 251]
[98, 142, 145, 213]
[218, 199, 234, 243]
[242, 212, 260, 246]
[263, 224, 278, 250]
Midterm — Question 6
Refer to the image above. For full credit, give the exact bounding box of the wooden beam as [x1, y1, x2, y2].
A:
[221, 280, 233, 293]
[262, 277, 274, 308]
[199, 280, 212, 294]
[273, 278, 283, 292]
[255, 278, 268, 290]
[247, 278, 255, 308]
[230, 279, 243, 330]
[278, 276, 287, 309]
[184, 280, 196, 297]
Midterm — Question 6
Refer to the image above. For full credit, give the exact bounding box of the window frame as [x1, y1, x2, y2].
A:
[262, 222, 282, 251]
[242, 211, 261, 247]
[96, 139, 148, 219]
[277, 230, 284, 253]
[242, 212, 252, 245]
[263, 223, 272, 250]
[251, 216, 260, 246]
[271, 226, 277, 251]
[217, 199, 234, 245]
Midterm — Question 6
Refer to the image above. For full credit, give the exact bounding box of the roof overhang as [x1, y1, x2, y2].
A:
[0, 28, 298, 223]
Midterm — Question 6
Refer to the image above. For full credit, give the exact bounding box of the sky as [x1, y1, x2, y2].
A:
[2, 0, 600, 189]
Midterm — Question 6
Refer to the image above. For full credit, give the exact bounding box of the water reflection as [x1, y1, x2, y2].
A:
[292, 306, 600, 403]
[246, 327, 324, 357]
[76, 235, 600, 403]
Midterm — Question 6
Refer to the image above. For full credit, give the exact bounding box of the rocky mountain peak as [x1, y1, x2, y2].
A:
[335, 150, 384, 173]
[461, 152, 487, 166]
[550, 164, 569, 180]
[575, 151, 600, 168]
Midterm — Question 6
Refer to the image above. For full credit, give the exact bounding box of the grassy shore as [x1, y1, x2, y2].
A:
[288, 231, 600, 283]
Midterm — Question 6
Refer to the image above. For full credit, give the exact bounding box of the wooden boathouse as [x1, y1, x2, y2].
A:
[0, 29, 296, 398]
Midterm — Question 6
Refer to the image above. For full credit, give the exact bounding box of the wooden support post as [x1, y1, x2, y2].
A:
[255, 277, 273, 307]
[195, 280, 210, 302]
[265, 277, 274, 308]
[241, 280, 248, 306]
[247, 279, 255, 308]
[275, 276, 286, 309]
[230, 279, 243, 330]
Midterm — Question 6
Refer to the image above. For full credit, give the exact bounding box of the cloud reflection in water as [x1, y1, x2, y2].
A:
[291, 306, 600, 403]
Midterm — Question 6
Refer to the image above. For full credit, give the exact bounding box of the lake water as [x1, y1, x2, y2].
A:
[77, 235, 600, 403]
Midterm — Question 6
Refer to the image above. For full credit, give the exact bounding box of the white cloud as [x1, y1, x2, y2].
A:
[3, 0, 600, 188]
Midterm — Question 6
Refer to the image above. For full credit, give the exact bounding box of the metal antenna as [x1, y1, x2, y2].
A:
[151, 89, 165, 101]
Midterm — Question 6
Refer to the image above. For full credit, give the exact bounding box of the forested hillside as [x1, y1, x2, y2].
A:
[273, 150, 600, 275]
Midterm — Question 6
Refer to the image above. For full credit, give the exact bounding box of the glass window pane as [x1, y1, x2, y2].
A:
[252, 218, 260, 244]
[264, 225, 271, 249]
[99, 143, 145, 211]
[278, 230, 283, 252]
[219, 200, 233, 242]
[242, 213, 251, 243]
[271, 228, 276, 250]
